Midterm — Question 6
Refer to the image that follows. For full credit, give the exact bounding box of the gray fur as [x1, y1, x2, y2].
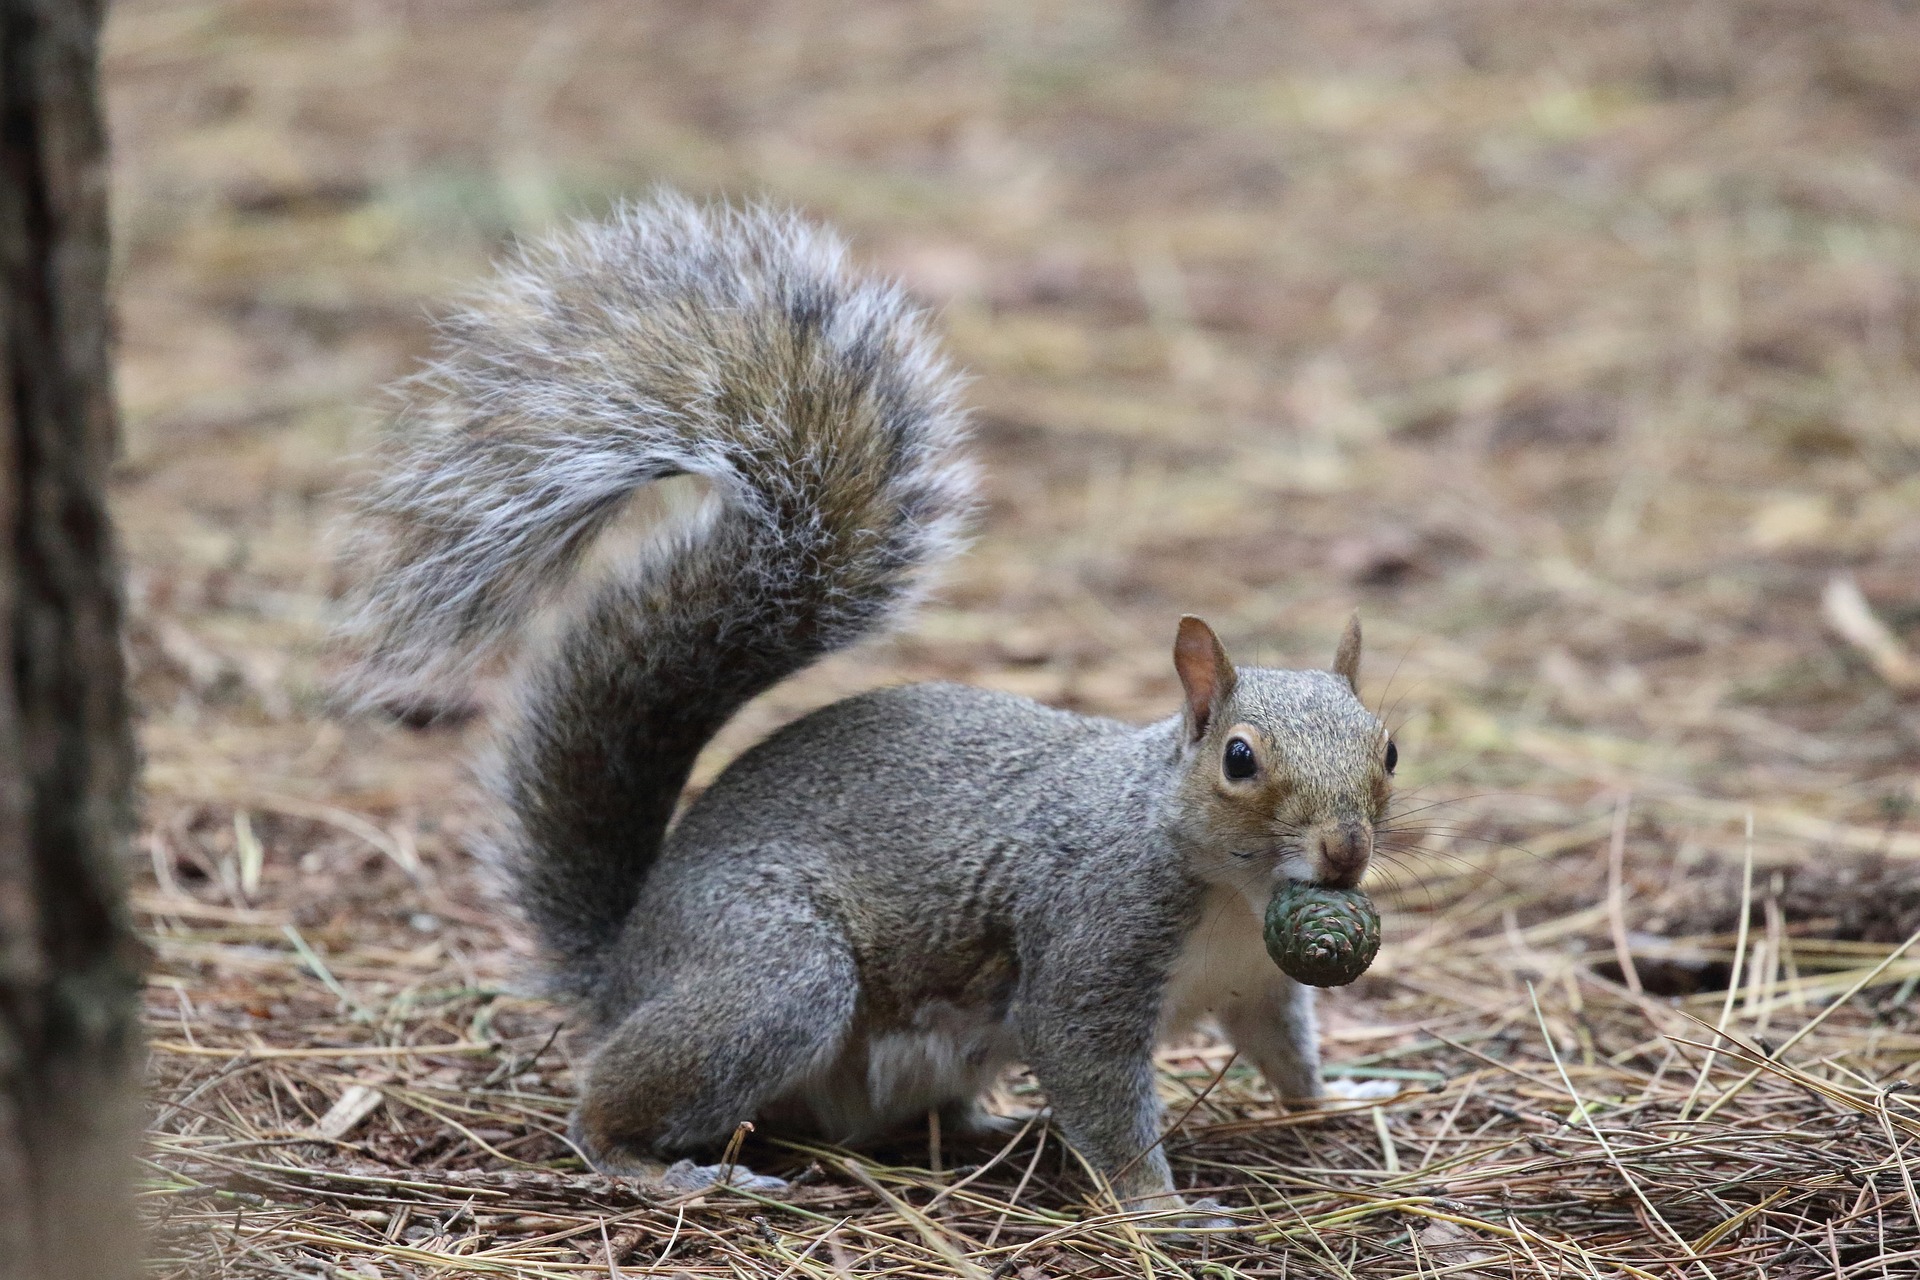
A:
[337, 195, 1392, 1213]
[337, 195, 973, 985]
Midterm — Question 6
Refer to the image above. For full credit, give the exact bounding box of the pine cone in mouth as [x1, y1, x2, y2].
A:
[1263, 882, 1381, 987]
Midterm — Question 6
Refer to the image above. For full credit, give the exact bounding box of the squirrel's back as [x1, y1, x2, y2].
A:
[337, 195, 974, 999]
[613, 679, 1175, 1032]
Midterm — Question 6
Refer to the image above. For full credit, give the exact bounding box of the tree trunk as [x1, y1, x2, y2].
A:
[0, 0, 143, 1277]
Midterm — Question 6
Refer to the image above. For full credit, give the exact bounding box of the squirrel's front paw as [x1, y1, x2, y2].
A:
[1124, 1192, 1242, 1237]
[1321, 1077, 1402, 1103]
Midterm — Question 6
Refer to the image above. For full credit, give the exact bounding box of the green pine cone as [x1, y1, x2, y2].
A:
[1263, 882, 1382, 988]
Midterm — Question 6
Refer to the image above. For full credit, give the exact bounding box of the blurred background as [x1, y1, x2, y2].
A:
[112, 0, 1920, 890]
[115, 1, 1920, 1269]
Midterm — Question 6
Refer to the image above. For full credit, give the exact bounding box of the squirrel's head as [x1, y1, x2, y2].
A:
[1162, 615, 1394, 896]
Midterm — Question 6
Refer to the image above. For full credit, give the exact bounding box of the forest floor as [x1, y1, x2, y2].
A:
[109, 1, 1920, 1275]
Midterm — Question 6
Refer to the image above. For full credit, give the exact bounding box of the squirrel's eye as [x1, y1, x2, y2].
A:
[1223, 737, 1257, 781]
[1384, 740, 1398, 775]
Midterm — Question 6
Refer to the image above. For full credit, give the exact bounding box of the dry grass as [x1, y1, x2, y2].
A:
[109, 0, 1920, 1275]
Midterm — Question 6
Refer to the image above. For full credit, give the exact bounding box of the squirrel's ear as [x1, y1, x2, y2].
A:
[1332, 612, 1363, 694]
[1174, 615, 1237, 745]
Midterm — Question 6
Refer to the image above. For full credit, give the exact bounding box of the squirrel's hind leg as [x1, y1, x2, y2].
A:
[569, 901, 859, 1178]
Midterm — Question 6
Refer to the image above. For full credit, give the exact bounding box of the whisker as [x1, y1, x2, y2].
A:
[1369, 639, 1418, 725]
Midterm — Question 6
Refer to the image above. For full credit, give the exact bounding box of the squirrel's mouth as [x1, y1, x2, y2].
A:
[1261, 847, 1319, 886]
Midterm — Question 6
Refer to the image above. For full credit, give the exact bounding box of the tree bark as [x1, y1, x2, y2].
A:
[0, 0, 143, 1277]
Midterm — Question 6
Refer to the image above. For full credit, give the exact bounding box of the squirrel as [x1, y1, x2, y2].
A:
[338, 193, 1397, 1216]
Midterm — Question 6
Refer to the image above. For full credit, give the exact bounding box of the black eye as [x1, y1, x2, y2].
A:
[1223, 738, 1257, 780]
[1384, 740, 1398, 774]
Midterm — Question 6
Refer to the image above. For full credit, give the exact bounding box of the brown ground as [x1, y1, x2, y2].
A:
[111, 1, 1920, 1276]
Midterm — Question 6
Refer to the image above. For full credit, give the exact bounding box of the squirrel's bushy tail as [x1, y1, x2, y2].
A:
[338, 195, 973, 999]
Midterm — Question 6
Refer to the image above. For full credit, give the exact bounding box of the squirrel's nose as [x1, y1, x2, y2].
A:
[1311, 820, 1372, 889]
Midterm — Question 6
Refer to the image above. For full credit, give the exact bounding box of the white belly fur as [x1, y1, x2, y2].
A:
[799, 999, 1020, 1141]
[1160, 885, 1280, 1039]
[796, 888, 1282, 1139]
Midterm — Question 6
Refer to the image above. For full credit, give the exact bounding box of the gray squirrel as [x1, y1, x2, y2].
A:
[338, 194, 1396, 1215]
